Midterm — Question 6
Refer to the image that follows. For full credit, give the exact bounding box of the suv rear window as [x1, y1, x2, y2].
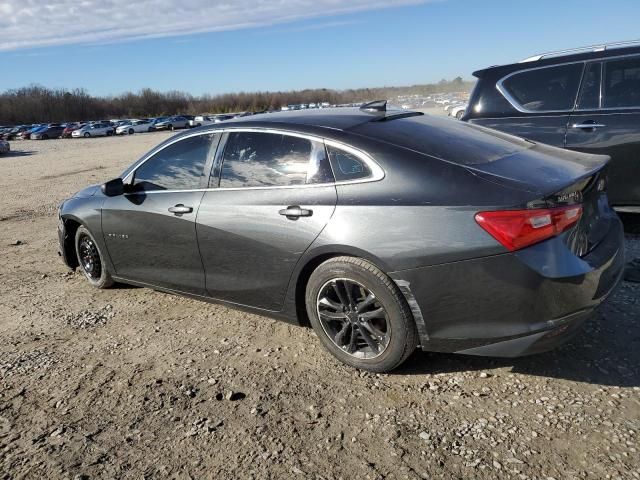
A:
[501, 63, 584, 112]
[603, 56, 640, 108]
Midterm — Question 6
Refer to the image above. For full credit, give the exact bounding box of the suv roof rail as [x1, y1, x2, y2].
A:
[519, 39, 640, 63]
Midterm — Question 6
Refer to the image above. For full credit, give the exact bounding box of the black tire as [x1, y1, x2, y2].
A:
[148, 127, 153, 132]
[106, 130, 113, 136]
[75, 226, 114, 289]
[42, 134, 49, 140]
[305, 256, 417, 372]
[84, 132, 90, 138]
[128, 128, 134, 135]
[455, 110, 465, 120]
[168, 124, 174, 131]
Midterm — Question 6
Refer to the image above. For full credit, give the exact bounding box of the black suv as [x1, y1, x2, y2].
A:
[464, 41, 640, 212]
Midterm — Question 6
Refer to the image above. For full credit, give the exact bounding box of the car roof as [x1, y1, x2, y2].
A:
[473, 43, 640, 78]
[214, 107, 422, 131]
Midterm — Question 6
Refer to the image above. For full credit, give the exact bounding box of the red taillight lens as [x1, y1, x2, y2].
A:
[475, 205, 583, 252]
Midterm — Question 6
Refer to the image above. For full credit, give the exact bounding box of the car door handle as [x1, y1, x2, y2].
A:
[168, 204, 193, 215]
[571, 122, 606, 129]
[279, 206, 313, 219]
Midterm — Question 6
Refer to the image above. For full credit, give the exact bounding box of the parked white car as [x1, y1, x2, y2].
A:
[72, 122, 114, 138]
[188, 115, 216, 128]
[115, 120, 152, 135]
[0, 139, 9, 154]
[450, 103, 468, 120]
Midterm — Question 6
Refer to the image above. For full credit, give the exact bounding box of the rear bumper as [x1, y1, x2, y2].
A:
[389, 214, 625, 357]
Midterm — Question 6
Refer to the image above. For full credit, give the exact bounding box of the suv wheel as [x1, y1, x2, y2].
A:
[306, 256, 417, 372]
[75, 226, 114, 289]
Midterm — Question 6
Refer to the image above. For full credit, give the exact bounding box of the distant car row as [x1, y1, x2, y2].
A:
[0, 113, 252, 141]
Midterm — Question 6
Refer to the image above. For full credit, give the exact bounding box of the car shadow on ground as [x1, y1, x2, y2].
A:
[396, 283, 640, 388]
[1, 150, 35, 158]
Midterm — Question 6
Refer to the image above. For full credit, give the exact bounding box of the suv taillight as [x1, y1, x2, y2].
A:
[475, 205, 583, 252]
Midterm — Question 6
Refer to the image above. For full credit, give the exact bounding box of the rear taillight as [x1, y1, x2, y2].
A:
[475, 205, 583, 252]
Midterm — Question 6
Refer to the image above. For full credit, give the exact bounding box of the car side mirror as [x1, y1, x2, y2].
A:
[101, 178, 124, 197]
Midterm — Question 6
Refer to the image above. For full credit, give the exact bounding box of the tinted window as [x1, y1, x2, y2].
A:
[220, 132, 328, 187]
[501, 63, 584, 111]
[327, 146, 371, 181]
[577, 62, 601, 110]
[134, 134, 214, 191]
[604, 56, 640, 108]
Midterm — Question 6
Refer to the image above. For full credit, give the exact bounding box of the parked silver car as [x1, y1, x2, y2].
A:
[153, 116, 189, 131]
[72, 122, 114, 138]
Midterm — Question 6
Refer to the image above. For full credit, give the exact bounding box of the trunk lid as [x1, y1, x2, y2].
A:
[467, 144, 611, 257]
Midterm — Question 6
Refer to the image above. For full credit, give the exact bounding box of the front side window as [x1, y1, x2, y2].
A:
[501, 63, 584, 112]
[133, 134, 215, 191]
[326, 146, 372, 181]
[577, 62, 602, 110]
[603, 56, 640, 108]
[219, 132, 332, 188]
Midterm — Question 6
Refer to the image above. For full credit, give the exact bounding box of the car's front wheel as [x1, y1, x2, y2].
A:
[75, 226, 114, 289]
[306, 256, 417, 372]
[128, 128, 134, 135]
[84, 132, 90, 138]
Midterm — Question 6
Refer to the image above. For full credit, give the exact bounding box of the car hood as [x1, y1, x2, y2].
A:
[71, 184, 101, 198]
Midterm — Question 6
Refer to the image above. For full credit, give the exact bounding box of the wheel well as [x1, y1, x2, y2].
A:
[63, 218, 81, 269]
[294, 253, 358, 328]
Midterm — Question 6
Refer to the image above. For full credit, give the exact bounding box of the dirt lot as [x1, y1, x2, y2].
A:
[0, 133, 639, 480]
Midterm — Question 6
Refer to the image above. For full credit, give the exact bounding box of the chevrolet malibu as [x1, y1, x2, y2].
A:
[57, 103, 625, 372]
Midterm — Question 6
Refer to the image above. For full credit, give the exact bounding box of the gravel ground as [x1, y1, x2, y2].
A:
[0, 134, 638, 480]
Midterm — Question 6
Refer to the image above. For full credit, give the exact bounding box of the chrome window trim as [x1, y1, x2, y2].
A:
[496, 52, 640, 114]
[122, 127, 385, 192]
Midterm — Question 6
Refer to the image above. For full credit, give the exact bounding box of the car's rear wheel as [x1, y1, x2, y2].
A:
[84, 132, 90, 138]
[306, 256, 417, 372]
[75, 226, 114, 289]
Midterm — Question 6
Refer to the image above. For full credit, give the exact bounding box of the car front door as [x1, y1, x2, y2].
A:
[101, 132, 219, 294]
[196, 130, 337, 311]
[566, 56, 640, 209]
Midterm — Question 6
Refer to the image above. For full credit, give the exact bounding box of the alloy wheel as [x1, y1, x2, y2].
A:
[316, 278, 391, 359]
[78, 234, 102, 280]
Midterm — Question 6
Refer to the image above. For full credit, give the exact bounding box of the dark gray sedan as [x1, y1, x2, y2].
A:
[57, 104, 625, 372]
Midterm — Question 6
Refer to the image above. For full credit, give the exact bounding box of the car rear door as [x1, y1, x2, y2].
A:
[101, 132, 219, 294]
[566, 56, 640, 208]
[470, 63, 584, 147]
[196, 130, 337, 311]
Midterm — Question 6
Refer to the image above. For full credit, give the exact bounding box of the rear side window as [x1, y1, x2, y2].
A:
[326, 146, 371, 181]
[577, 62, 602, 110]
[220, 132, 332, 187]
[133, 134, 214, 191]
[501, 63, 584, 111]
[603, 56, 640, 108]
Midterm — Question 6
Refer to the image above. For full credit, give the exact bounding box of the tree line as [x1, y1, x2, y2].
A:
[0, 77, 474, 125]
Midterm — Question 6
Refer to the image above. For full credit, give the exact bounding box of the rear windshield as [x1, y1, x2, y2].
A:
[350, 115, 532, 166]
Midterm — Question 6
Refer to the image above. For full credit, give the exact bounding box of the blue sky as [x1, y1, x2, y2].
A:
[1, 0, 639, 96]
